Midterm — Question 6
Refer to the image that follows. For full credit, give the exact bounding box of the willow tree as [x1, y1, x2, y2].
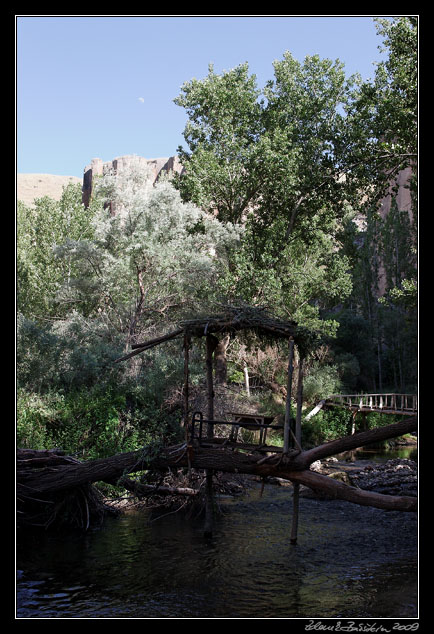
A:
[53, 160, 242, 349]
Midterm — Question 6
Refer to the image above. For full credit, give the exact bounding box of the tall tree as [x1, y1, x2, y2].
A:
[343, 17, 417, 208]
[54, 160, 242, 347]
[175, 53, 358, 333]
[17, 184, 98, 321]
[174, 62, 265, 224]
[175, 54, 361, 242]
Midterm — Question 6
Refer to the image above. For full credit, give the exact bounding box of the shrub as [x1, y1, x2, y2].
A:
[17, 389, 62, 450]
[301, 408, 351, 447]
[302, 363, 342, 405]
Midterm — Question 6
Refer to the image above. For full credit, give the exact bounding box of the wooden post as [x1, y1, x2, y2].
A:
[290, 485, 300, 545]
[244, 365, 250, 397]
[350, 410, 358, 435]
[205, 334, 216, 435]
[295, 355, 304, 447]
[283, 339, 295, 454]
[290, 353, 304, 545]
[204, 334, 217, 537]
[183, 334, 190, 441]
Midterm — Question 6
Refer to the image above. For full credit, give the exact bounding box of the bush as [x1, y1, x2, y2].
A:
[302, 363, 342, 405]
[16, 376, 184, 460]
[17, 389, 62, 450]
[302, 408, 351, 447]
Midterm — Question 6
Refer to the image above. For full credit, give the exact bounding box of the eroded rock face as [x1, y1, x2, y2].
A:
[82, 154, 184, 207]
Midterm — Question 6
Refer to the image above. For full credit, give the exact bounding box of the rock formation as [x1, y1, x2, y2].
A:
[82, 154, 184, 208]
[376, 166, 414, 296]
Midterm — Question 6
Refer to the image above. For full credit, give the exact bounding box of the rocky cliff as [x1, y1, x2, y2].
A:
[17, 155, 184, 208]
[82, 154, 184, 207]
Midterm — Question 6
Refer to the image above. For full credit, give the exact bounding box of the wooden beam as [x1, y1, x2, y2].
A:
[114, 328, 184, 363]
[290, 353, 304, 545]
[205, 334, 218, 432]
[296, 416, 418, 469]
[305, 400, 326, 420]
[295, 355, 304, 447]
[204, 334, 218, 537]
[183, 334, 190, 441]
[283, 340, 295, 454]
[131, 328, 184, 349]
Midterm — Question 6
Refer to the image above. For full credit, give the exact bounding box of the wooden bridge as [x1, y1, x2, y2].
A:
[306, 393, 418, 420]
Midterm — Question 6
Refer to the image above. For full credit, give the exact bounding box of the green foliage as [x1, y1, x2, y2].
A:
[302, 363, 342, 405]
[175, 53, 358, 238]
[17, 389, 61, 450]
[302, 403, 408, 449]
[17, 184, 99, 320]
[16, 311, 124, 392]
[217, 225, 352, 336]
[175, 52, 359, 337]
[17, 25, 417, 458]
[302, 408, 350, 447]
[54, 161, 241, 345]
[379, 278, 417, 310]
[344, 17, 417, 205]
[174, 63, 264, 224]
[17, 380, 182, 460]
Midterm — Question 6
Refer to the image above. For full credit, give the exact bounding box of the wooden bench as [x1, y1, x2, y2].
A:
[226, 412, 277, 445]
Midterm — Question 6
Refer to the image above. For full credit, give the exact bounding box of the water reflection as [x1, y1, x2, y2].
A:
[17, 484, 417, 619]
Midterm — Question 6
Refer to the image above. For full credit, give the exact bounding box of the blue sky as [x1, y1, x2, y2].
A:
[17, 15, 392, 178]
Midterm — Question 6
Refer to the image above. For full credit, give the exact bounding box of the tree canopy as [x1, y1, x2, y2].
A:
[17, 17, 418, 460]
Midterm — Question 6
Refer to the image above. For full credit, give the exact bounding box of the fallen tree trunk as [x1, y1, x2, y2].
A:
[293, 417, 418, 469]
[17, 417, 418, 516]
[17, 448, 112, 530]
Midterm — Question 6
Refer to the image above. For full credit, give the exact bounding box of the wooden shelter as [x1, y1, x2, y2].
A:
[17, 305, 417, 532]
[115, 304, 315, 541]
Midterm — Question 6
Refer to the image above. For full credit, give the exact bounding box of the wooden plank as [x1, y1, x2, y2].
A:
[183, 334, 190, 441]
[198, 439, 284, 453]
[204, 333, 218, 537]
[131, 328, 184, 349]
[283, 340, 295, 454]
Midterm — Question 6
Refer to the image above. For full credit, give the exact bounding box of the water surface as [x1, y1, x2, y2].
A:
[16, 482, 417, 619]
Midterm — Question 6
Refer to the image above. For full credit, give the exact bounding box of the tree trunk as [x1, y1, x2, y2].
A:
[17, 417, 417, 516]
[214, 334, 230, 385]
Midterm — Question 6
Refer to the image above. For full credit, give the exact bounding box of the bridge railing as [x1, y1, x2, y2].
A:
[326, 393, 417, 414]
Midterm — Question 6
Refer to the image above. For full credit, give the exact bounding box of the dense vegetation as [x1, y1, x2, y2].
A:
[17, 17, 417, 459]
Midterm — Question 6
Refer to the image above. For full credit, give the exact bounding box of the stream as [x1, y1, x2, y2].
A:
[16, 448, 418, 619]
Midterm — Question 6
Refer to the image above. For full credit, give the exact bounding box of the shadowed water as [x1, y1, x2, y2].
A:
[16, 480, 417, 619]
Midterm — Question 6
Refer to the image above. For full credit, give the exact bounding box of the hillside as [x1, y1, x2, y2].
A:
[17, 173, 82, 207]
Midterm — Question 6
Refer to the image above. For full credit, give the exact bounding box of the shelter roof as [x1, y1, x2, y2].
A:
[115, 304, 317, 363]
